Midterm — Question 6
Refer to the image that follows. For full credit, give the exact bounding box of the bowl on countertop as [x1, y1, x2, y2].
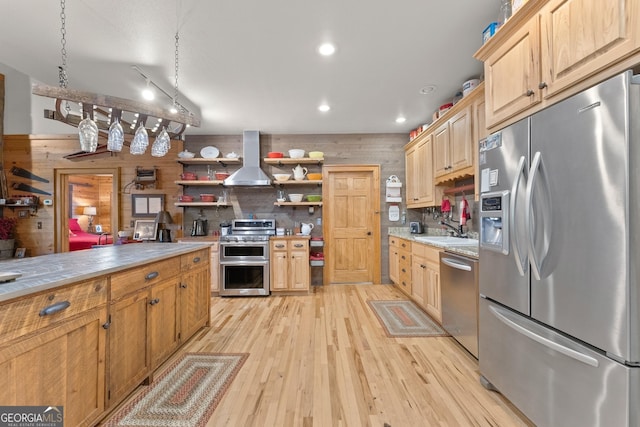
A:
[288, 149, 305, 159]
[288, 193, 304, 202]
[273, 173, 291, 182]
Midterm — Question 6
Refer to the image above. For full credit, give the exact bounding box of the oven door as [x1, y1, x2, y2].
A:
[220, 242, 269, 261]
[220, 261, 270, 296]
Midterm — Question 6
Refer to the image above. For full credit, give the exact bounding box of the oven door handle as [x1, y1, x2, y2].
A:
[219, 260, 269, 266]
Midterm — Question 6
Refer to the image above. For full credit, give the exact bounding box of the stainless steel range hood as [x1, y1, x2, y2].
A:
[223, 130, 272, 186]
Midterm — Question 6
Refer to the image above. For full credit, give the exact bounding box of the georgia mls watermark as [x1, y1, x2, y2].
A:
[0, 406, 63, 427]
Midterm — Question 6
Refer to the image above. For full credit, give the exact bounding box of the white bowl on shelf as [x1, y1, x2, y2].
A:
[273, 173, 291, 182]
[288, 193, 303, 202]
[288, 149, 305, 159]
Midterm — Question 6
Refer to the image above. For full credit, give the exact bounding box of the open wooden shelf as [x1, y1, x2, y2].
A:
[174, 180, 225, 186]
[177, 158, 242, 166]
[264, 157, 323, 166]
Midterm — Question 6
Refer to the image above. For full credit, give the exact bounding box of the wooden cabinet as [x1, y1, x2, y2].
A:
[0, 279, 107, 427]
[405, 133, 438, 208]
[270, 238, 310, 292]
[388, 236, 400, 285]
[108, 290, 151, 405]
[473, 91, 487, 201]
[211, 242, 220, 293]
[481, 16, 542, 127]
[389, 237, 412, 296]
[107, 250, 210, 407]
[410, 242, 443, 323]
[149, 277, 180, 370]
[434, 105, 473, 181]
[476, 0, 640, 131]
[179, 250, 211, 341]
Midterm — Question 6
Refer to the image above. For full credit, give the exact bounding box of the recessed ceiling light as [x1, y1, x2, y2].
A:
[318, 104, 330, 112]
[318, 43, 336, 56]
[419, 85, 437, 95]
[395, 117, 406, 124]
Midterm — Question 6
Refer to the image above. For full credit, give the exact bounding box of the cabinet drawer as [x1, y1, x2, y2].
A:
[289, 239, 308, 250]
[389, 236, 399, 247]
[181, 248, 210, 272]
[111, 257, 181, 300]
[412, 242, 442, 263]
[0, 278, 107, 343]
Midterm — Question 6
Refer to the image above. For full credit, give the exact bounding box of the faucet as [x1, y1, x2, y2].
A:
[440, 221, 467, 238]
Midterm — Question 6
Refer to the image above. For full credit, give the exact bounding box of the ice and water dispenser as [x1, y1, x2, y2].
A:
[479, 190, 510, 254]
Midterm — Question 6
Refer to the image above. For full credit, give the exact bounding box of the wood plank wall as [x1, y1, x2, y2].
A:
[2, 134, 184, 256]
[185, 133, 407, 284]
[2, 131, 408, 283]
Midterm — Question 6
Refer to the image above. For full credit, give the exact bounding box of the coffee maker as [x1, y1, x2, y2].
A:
[191, 213, 208, 236]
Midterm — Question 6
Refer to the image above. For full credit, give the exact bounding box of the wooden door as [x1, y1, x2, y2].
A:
[540, 0, 640, 98]
[433, 123, 450, 177]
[484, 15, 541, 128]
[0, 308, 106, 427]
[107, 291, 150, 407]
[323, 165, 380, 285]
[290, 240, 310, 290]
[179, 266, 210, 341]
[270, 241, 289, 290]
[149, 278, 179, 370]
[449, 105, 473, 172]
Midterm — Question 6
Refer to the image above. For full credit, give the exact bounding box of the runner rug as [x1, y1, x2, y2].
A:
[368, 300, 449, 337]
[104, 353, 248, 427]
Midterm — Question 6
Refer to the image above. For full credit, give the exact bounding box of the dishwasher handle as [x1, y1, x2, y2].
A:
[441, 257, 472, 271]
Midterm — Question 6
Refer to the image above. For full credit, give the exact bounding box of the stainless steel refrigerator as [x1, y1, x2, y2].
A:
[478, 70, 640, 427]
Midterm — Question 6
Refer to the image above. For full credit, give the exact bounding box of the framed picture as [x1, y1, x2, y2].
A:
[133, 220, 158, 241]
[17, 209, 29, 219]
[132, 194, 164, 218]
[14, 248, 26, 258]
[95, 224, 103, 233]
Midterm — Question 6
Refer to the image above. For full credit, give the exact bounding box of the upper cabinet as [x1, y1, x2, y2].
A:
[405, 133, 438, 208]
[433, 104, 473, 180]
[404, 84, 483, 207]
[476, 0, 640, 131]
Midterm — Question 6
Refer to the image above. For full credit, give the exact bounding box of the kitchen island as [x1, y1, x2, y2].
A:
[0, 243, 212, 426]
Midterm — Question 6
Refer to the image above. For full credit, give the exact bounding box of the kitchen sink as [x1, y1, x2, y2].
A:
[414, 236, 479, 247]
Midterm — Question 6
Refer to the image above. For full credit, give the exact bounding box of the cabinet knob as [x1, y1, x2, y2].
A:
[294, 243, 304, 248]
[275, 244, 285, 248]
[145, 271, 159, 281]
[102, 321, 111, 330]
[192, 256, 201, 263]
[524, 89, 535, 97]
[149, 298, 160, 306]
[538, 82, 548, 90]
[180, 283, 188, 289]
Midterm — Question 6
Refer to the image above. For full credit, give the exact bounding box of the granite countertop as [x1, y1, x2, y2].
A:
[0, 242, 212, 303]
[388, 227, 479, 259]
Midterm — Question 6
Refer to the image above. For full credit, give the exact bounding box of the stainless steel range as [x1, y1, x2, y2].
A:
[219, 219, 275, 296]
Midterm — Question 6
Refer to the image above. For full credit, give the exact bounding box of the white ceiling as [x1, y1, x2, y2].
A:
[0, 0, 497, 136]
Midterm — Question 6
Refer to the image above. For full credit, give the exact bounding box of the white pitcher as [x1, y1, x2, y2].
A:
[292, 165, 308, 181]
[300, 222, 314, 235]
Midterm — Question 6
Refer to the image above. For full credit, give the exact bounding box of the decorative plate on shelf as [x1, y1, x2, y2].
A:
[200, 146, 220, 159]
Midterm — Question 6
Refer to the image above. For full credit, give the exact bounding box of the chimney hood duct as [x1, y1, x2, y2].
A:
[223, 130, 272, 186]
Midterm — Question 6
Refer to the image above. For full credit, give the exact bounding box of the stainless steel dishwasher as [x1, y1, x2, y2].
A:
[440, 251, 479, 358]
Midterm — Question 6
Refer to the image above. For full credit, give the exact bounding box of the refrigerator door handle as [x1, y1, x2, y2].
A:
[526, 151, 543, 280]
[489, 305, 599, 367]
[441, 257, 472, 271]
[510, 155, 528, 276]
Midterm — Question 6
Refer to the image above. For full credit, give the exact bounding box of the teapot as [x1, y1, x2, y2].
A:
[292, 164, 308, 181]
[300, 222, 314, 235]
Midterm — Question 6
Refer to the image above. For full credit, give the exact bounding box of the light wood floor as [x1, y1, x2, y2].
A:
[103, 284, 533, 426]
[182, 284, 532, 427]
